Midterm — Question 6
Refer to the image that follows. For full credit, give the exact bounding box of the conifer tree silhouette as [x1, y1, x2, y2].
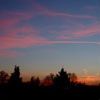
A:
[9, 65, 22, 86]
[53, 68, 70, 89]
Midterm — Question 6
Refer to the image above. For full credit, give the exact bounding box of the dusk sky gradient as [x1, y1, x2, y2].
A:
[0, 0, 100, 83]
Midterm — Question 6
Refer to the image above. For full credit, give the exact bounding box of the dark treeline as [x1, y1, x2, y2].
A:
[0, 65, 100, 100]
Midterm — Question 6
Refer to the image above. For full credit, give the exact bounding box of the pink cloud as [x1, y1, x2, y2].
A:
[48, 40, 100, 45]
[0, 35, 49, 49]
[0, 11, 33, 29]
[34, 3, 95, 19]
[72, 24, 100, 38]
[1, 11, 33, 20]
[0, 24, 48, 57]
[0, 2, 95, 32]
[0, 34, 100, 58]
[8, 12, 33, 20]
[0, 25, 49, 55]
[0, 18, 19, 28]
[4, 25, 39, 37]
[44, 11, 94, 19]
[84, 5, 99, 12]
[0, 2, 99, 58]
[56, 23, 100, 40]
[0, 33, 100, 52]
[0, 23, 100, 52]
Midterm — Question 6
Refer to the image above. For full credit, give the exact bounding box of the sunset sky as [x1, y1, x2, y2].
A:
[0, 0, 100, 83]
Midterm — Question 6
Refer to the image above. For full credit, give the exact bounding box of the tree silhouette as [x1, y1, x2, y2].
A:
[68, 73, 77, 83]
[0, 66, 100, 100]
[42, 73, 54, 86]
[30, 76, 40, 87]
[0, 71, 9, 84]
[53, 68, 70, 89]
[9, 65, 22, 86]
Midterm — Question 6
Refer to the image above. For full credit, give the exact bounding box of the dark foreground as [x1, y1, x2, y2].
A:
[0, 66, 100, 100]
[0, 84, 100, 100]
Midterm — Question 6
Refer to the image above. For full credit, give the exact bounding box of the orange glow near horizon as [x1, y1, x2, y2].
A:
[21, 72, 100, 85]
[78, 75, 100, 85]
